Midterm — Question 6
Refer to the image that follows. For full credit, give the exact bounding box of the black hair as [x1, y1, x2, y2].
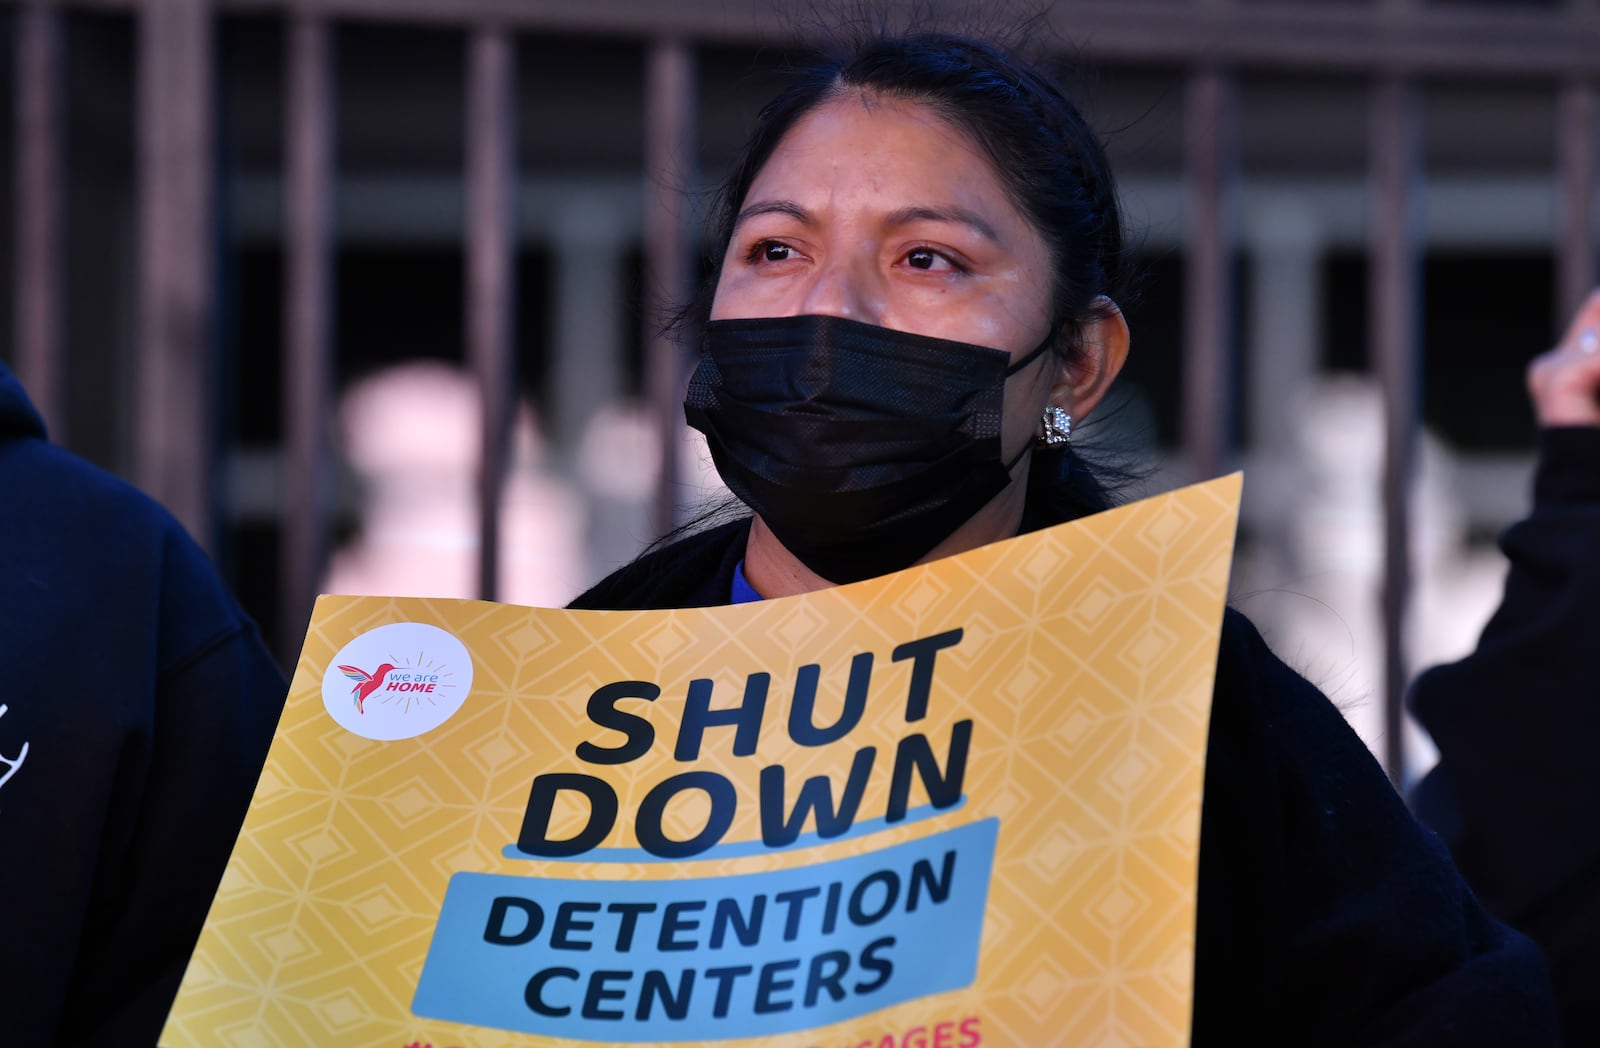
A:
[682, 30, 1137, 528]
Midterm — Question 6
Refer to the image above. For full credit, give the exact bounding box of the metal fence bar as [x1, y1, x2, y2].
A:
[136, 0, 215, 546]
[1558, 78, 1597, 321]
[281, 13, 334, 658]
[466, 24, 516, 601]
[1182, 64, 1238, 482]
[27, 0, 1600, 80]
[643, 38, 695, 535]
[13, 3, 63, 434]
[1370, 74, 1423, 787]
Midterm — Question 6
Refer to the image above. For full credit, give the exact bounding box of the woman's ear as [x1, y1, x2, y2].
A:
[1050, 297, 1129, 421]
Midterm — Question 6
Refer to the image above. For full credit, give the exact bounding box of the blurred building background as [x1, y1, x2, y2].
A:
[4, 0, 1596, 788]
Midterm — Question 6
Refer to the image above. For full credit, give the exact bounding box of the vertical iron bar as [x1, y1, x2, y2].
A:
[14, 4, 64, 435]
[466, 24, 516, 601]
[643, 39, 696, 535]
[281, 13, 334, 658]
[1182, 64, 1238, 482]
[1558, 78, 1596, 322]
[1370, 74, 1423, 787]
[137, 0, 215, 546]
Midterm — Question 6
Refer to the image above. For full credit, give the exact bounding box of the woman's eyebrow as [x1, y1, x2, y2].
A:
[884, 205, 1001, 243]
[733, 199, 812, 229]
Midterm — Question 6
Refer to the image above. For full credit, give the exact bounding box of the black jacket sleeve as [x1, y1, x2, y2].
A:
[1410, 426, 1600, 1045]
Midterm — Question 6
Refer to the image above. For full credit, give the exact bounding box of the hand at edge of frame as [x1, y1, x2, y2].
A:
[1528, 288, 1600, 427]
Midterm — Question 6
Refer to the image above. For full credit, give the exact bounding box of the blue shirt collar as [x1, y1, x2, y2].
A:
[730, 560, 765, 604]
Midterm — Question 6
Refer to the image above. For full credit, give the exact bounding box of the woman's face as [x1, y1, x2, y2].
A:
[711, 94, 1059, 421]
[708, 90, 1124, 589]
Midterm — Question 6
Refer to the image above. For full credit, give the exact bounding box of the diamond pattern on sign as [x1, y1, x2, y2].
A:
[1055, 704, 1101, 750]
[1019, 955, 1074, 1014]
[181, 956, 219, 990]
[1090, 881, 1150, 934]
[988, 783, 1025, 818]
[221, 1021, 275, 1048]
[496, 618, 555, 658]
[255, 927, 313, 966]
[1105, 747, 1154, 797]
[944, 610, 1001, 671]
[638, 617, 695, 661]
[251, 765, 291, 800]
[898, 571, 951, 618]
[470, 733, 519, 775]
[379, 780, 440, 826]
[1019, 541, 1065, 583]
[1140, 501, 1197, 554]
[1071, 579, 1120, 629]
[329, 732, 367, 761]
[1120, 622, 1176, 674]
[775, 603, 827, 648]
[1000, 657, 1049, 709]
[163, 474, 1243, 1048]
[347, 885, 409, 935]
[287, 826, 351, 866]
[1026, 828, 1078, 882]
[313, 991, 369, 1031]
[214, 855, 259, 896]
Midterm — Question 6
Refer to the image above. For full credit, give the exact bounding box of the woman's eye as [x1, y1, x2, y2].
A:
[905, 247, 956, 272]
[756, 241, 792, 263]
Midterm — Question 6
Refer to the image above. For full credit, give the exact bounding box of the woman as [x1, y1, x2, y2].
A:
[573, 33, 1559, 1044]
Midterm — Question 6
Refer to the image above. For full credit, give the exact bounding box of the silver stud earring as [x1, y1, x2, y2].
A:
[1039, 406, 1072, 447]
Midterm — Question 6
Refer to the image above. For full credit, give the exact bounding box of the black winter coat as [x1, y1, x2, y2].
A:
[572, 515, 1560, 1047]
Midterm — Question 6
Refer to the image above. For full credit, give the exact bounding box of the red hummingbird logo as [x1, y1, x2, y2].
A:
[336, 663, 396, 714]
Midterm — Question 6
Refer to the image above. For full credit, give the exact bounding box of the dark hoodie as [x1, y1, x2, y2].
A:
[0, 363, 286, 1046]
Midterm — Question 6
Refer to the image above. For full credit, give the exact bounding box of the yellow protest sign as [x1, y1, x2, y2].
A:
[163, 474, 1239, 1048]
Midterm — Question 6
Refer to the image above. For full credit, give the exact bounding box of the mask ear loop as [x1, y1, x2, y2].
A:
[1002, 438, 1036, 473]
[1004, 332, 1058, 376]
[1002, 331, 1060, 470]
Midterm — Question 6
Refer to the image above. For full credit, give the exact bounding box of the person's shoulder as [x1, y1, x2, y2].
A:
[0, 430, 189, 549]
[1210, 607, 1309, 743]
[1207, 605, 1410, 823]
[568, 518, 750, 611]
[1212, 606, 1359, 741]
[0, 433, 258, 673]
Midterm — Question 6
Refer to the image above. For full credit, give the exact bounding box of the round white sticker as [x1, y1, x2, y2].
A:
[322, 622, 474, 741]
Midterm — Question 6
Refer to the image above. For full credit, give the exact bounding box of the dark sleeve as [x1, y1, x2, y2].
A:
[1409, 426, 1600, 1044]
[54, 528, 287, 1048]
[1193, 610, 1560, 1046]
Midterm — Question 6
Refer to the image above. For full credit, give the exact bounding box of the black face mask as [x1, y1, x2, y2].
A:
[683, 314, 1053, 584]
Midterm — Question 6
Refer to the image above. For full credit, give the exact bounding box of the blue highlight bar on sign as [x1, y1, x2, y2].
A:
[412, 818, 998, 1042]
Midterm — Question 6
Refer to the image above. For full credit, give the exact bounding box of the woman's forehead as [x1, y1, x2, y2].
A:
[742, 92, 1022, 223]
